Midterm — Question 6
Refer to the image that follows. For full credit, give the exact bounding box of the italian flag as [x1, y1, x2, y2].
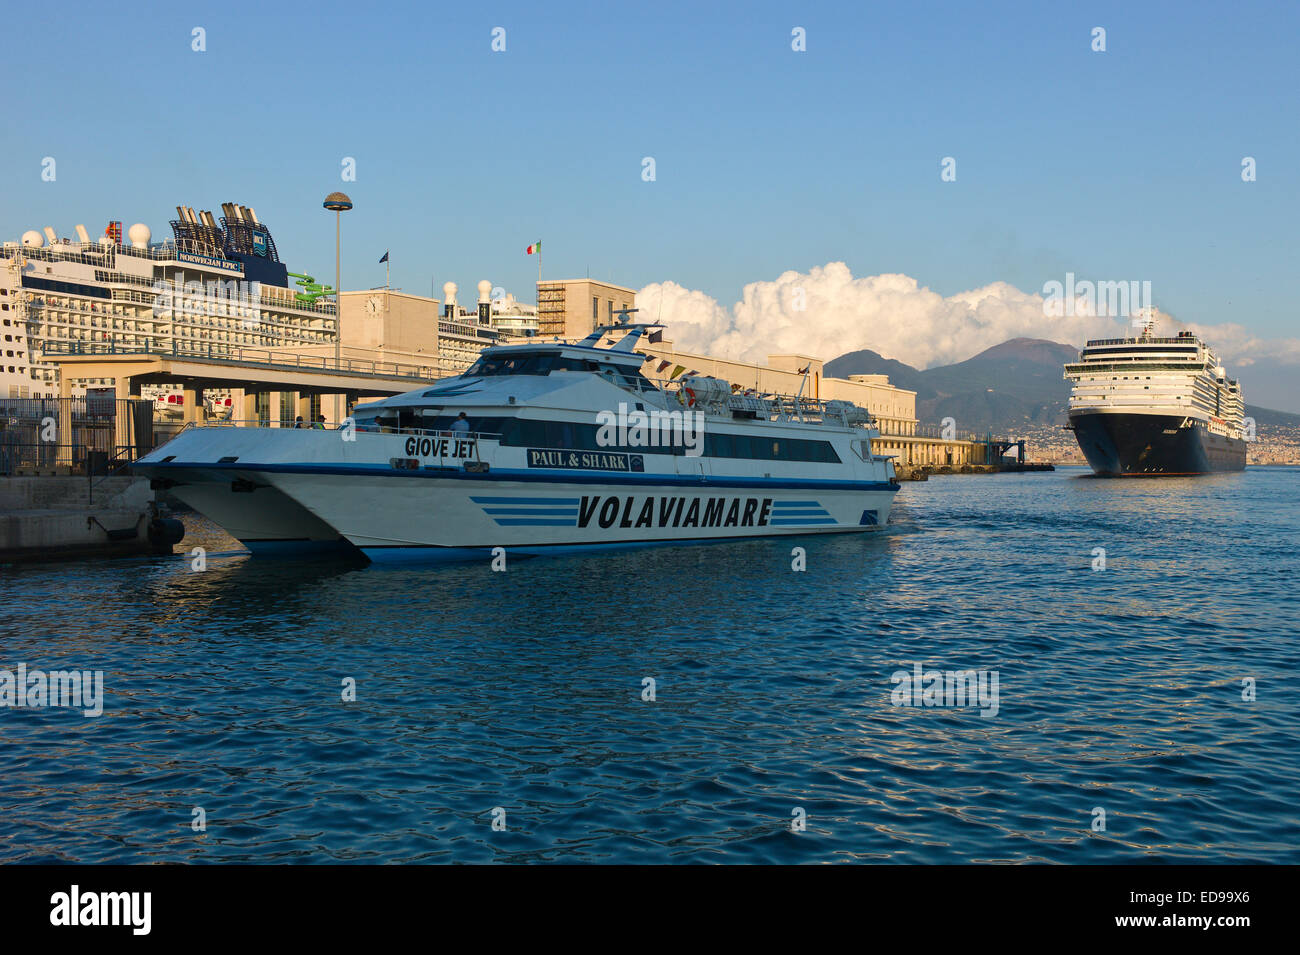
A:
[526, 241, 541, 254]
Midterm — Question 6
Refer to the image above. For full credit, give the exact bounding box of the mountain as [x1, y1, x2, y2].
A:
[826, 338, 1300, 435]
[827, 338, 1077, 432]
[821, 348, 930, 396]
[1246, 405, 1300, 428]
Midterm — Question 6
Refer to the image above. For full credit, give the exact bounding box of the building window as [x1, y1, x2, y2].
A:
[592, 296, 599, 320]
[608, 300, 613, 320]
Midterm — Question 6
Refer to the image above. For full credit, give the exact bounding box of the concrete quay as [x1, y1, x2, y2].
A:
[0, 476, 181, 563]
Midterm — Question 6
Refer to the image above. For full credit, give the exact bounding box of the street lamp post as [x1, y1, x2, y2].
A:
[323, 191, 353, 424]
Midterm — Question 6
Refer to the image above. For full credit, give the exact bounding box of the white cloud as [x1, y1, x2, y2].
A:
[638, 262, 1300, 370]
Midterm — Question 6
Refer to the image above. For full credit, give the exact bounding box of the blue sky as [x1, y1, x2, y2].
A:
[3, 0, 1297, 340]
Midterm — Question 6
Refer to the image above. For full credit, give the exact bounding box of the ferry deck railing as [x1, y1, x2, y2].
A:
[641, 376, 874, 427]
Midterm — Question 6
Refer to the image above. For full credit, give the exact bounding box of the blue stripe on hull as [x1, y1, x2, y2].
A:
[470, 496, 582, 505]
[490, 518, 578, 526]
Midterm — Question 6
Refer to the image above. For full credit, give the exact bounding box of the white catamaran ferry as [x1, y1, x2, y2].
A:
[134, 321, 899, 562]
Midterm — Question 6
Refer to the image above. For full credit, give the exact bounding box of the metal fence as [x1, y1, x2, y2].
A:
[41, 340, 457, 381]
[0, 398, 154, 475]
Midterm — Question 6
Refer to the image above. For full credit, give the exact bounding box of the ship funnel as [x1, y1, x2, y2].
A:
[443, 282, 458, 319]
[477, 280, 492, 325]
[75, 224, 90, 243]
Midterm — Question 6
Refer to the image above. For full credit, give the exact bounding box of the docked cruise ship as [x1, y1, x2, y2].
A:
[1064, 318, 1247, 475]
[0, 204, 499, 404]
[133, 322, 899, 561]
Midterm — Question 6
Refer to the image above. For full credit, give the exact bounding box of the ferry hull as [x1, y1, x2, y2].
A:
[166, 479, 356, 554]
[1069, 411, 1246, 476]
[135, 427, 897, 562]
[253, 469, 897, 559]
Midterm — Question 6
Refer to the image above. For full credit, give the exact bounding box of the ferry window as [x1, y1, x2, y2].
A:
[703, 432, 839, 463]
[621, 367, 657, 392]
[415, 414, 506, 434]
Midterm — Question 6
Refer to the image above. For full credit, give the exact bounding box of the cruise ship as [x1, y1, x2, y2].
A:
[133, 321, 900, 561]
[1064, 317, 1247, 475]
[0, 204, 499, 404]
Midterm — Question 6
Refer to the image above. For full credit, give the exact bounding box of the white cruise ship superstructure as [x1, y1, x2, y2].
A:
[0, 204, 500, 403]
[133, 322, 899, 561]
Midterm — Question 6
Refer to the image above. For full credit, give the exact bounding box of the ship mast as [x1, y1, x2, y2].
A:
[1132, 307, 1157, 341]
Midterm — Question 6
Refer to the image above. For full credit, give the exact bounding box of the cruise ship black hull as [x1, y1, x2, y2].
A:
[1069, 412, 1246, 476]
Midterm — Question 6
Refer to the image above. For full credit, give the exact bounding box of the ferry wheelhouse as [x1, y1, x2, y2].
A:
[134, 321, 899, 561]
